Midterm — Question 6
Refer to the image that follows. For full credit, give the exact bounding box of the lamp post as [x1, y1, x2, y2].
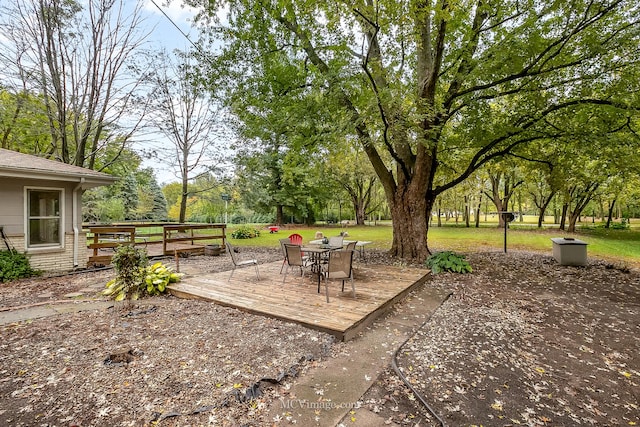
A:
[221, 194, 231, 224]
[500, 211, 516, 253]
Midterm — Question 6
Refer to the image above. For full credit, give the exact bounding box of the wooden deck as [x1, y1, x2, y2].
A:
[167, 260, 430, 341]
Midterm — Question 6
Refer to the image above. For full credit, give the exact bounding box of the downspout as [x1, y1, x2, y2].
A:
[72, 178, 85, 268]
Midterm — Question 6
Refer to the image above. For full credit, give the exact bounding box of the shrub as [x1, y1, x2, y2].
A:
[246, 213, 275, 223]
[0, 250, 38, 282]
[230, 214, 246, 224]
[612, 218, 630, 230]
[103, 245, 182, 302]
[144, 262, 182, 295]
[231, 225, 261, 239]
[582, 218, 631, 230]
[102, 245, 148, 302]
[426, 251, 473, 274]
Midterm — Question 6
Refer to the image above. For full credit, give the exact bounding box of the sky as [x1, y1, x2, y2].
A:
[141, 0, 199, 53]
[0, 0, 216, 185]
[138, 1, 201, 184]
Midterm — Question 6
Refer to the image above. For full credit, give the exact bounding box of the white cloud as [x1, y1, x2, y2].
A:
[143, 0, 199, 27]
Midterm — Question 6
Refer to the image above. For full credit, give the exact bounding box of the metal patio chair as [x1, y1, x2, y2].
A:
[226, 242, 260, 282]
[279, 237, 292, 273]
[344, 240, 357, 252]
[321, 249, 355, 302]
[328, 235, 344, 247]
[282, 244, 309, 285]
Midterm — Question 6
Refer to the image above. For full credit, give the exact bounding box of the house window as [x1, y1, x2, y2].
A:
[26, 188, 63, 248]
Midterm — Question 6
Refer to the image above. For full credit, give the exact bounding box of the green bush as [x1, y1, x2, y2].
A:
[582, 218, 631, 230]
[246, 213, 275, 223]
[103, 245, 182, 302]
[231, 225, 261, 239]
[102, 245, 148, 302]
[612, 218, 631, 230]
[0, 250, 38, 282]
[426, 251, 473, 274]
[144, 262, 182, 295]
[230, 214, 246, 224]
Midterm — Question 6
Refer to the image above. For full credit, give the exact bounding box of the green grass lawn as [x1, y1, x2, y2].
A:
[227, 221, 640, 268]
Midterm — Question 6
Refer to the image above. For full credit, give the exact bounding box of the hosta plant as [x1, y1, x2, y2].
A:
[426, 251, 473, 274]
[144, 262, 183, 295]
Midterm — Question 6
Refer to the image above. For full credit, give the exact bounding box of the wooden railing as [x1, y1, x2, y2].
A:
[87, 226, 136, 267]
[85, 223, 227, 267]
[162, 224, 226, 256]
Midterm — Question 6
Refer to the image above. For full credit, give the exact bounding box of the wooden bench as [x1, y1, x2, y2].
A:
[162, 224, 227, 256]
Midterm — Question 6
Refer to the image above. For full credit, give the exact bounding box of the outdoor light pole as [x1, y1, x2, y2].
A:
[500, 212, 516, 253]
[221, 194, 231, 224]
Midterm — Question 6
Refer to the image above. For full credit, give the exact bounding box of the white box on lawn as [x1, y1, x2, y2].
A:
[551, 238, 588, 266]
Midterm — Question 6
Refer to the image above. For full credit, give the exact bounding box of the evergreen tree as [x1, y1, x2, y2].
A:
[121, 174, 139, 220]
[149, 179, 168, 221]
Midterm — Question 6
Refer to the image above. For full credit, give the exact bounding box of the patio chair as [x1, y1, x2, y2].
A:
[321, 249, 355, 303]
[287, 233, 307, 260]
[345, 241, 356, 252]
[328, 235, 344, 247]
[226, 242, 260, 282]
[288, 233, 303, 246]
[282, 244, 308, 285]
[279, 238, 292, 273]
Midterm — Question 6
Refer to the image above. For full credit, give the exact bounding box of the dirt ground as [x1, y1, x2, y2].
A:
[362, 251, 640, 426]
[0, 247, 638, 426]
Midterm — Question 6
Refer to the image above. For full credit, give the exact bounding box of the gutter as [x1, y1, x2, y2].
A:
[72, 178, 85, 267]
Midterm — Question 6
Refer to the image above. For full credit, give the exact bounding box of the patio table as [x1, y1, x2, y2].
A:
[309, 239, 372, 261]
[302, 245, 342, 292]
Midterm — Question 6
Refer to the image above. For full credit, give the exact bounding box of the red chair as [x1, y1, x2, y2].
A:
[286, 233, 307, 270]
[288, 233, 303, 246]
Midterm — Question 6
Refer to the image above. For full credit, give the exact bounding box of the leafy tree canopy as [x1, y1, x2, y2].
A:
[186, 0, 640, 259]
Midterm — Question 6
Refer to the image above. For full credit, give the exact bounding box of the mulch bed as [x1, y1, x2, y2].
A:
[361, 251, 640, 426]
[0, 247, 638, 426]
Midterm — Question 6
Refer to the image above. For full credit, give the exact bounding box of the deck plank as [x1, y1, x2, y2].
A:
[168, 260, 429, 341]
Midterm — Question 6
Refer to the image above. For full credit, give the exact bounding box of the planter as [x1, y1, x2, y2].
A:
[205, 244, 223, 256]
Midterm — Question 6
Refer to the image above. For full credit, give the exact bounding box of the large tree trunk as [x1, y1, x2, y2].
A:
[605, 199, 616, 229]
[567, 212, 579, 232]
[485, 172, 523, 228]
[275, 205, 284, 225]
[389, 191, 431, 260]
[567, 183, 599, 232]
[475, 194, 482, 228]
[559, 203, 568, 230]
[343, 176, 375, 226]
[537, 208, 545, 228]
[355, 202, 366, 225]
[536, 192, 556, 228]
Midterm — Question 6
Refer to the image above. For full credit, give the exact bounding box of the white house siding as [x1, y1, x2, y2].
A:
[0, 177, 86, 271]
[0, 180, 24, 235]
[0, 177, 80, 235]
